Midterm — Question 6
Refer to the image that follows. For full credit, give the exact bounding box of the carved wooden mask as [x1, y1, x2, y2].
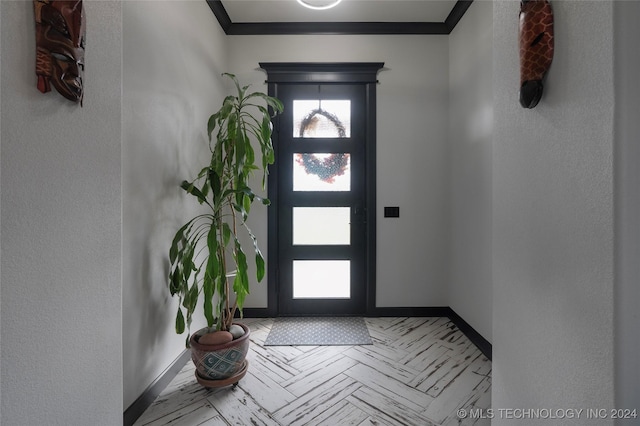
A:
[519, 0, 554, 109]
[34, 0, 86, 104]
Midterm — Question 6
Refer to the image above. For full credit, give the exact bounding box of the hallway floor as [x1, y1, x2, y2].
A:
[134, 317, 491, 426]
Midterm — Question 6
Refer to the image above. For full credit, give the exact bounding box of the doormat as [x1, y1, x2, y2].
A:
[264, 317, 373, 346]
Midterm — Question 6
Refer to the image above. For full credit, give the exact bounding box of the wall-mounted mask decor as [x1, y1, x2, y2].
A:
[519, 0, 554, 109]
[34, 0, 86, 104]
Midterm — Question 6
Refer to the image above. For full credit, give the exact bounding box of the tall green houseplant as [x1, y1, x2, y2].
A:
[169, 73, 283, 342]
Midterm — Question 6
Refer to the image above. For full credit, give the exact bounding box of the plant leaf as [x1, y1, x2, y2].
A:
[243, 193, 251, 219]
[233, 243, 249, 307]
[180, 180, 208, 205]
[207, 112, 219, 141]
[203, 222, 219, 327]
[247, 92, 284, 115]
[220, 96, 235, 120]
[175, 308, 185, 334]
[169, 268, 180, 295]
[208, 168, 221, 202]
[187, 282, 199, 312]
[260, 115, 273, 147]
[256, 251, 265, 282]
[203, 272, 214, 328]
[222, 223, 232, 246]
[169, 221, 191, 265]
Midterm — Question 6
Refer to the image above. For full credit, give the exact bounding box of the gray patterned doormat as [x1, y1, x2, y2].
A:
[264, 317, 373, 346]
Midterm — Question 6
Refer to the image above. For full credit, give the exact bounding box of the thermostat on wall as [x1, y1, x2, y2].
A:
[384, 207, 400, 218]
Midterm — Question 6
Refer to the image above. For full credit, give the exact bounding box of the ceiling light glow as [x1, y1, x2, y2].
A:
[296, 0, 342, 10]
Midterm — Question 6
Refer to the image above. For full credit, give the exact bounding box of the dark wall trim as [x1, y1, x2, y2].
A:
[368, 306, 452, 318]
[124, 349, 191, 426]
[447, 307, 492, 360]
[242, 307, 272, 318]
[444, 0, 474, 32]
[206, 0, 473, 35]
[207, 0, 232, 32]
[260, 62, 384, 84]
[363, 81, 378, 316]
[227, 21, 448, 36]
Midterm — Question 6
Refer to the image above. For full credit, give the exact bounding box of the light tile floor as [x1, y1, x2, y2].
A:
[134, 317, 491, 426]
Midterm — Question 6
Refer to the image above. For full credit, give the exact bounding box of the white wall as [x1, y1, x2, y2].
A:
[228, 34, 451, 308]
[0, 2, 3, 415]
[448, 0, 493, 342]
[492, 1, 615, 422]
[0, 1, 123, 424]
[122, 0, 228, 408]
[613, 0, 640, 415]
[4, 1, 631, 418]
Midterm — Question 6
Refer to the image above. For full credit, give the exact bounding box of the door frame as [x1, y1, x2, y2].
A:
[260, 62, 383, 317]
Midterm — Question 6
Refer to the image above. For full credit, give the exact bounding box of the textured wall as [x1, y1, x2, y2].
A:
[1, 1, 123, 424]
[448, 0, 493, 342]
[122, 0, 228, 408]
[613, 0, 640, 414]
[0, 4, 3, 417]
[492, 1, 615, 422]
[228, 34, 451, 308]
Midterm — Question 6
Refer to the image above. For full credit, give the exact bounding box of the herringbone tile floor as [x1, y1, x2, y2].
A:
[134, 317, 491, 426]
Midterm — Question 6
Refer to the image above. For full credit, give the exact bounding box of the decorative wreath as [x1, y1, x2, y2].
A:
[295, 153, 349, 183]
[296, 108, 349, 183]
[299, 108, 347, 138]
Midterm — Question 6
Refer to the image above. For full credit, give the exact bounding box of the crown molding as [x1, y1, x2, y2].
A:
[259, 62, 385, 83]
[206, 0, 473, 35]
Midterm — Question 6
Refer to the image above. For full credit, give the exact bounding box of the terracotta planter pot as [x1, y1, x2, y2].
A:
[189, 323, 250, 382]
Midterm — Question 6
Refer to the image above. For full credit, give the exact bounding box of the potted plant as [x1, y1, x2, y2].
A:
[168, 73, 283, 388]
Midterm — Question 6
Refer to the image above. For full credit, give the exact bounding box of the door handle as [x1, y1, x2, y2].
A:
[351, 206, 366, 224]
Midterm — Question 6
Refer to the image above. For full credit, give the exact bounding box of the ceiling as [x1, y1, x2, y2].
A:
[207, 0, 473, 35]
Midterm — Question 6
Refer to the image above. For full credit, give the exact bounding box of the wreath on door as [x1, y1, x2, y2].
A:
[296, 108, 349, 183]
[295, 153, 349, 183]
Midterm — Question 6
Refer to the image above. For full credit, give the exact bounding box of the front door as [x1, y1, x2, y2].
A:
[275, 83, 368, 315]
[263, 62, 382, 316]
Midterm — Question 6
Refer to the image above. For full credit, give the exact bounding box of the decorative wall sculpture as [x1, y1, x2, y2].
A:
[519, 0, 554, 109]
[34, 0, 86, 104]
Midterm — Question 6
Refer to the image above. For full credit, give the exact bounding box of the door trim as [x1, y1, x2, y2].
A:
[260, 62, 383, 317]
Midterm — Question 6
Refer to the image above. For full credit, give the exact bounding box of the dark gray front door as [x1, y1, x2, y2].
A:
[262, 62, 383, 317]
[276, 83, 367, 315]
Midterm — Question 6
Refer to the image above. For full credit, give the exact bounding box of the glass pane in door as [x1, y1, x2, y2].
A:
[293, 100, 351, 138]
[293, 207, 350, 245]
[293, 260, 350, 298]
[293, 153, 351, 191]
